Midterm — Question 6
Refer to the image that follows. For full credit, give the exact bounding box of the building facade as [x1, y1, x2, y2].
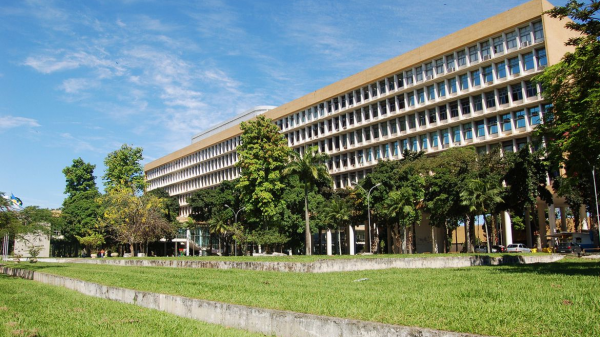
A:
[145, 0, 579, 250]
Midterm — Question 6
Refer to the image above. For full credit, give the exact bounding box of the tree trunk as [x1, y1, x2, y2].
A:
[402, 226, 407, 254]
[465, 216, 473, 253]
[304, 187, 311, 255]
[431, 225, 438, 254]
[483, 217, 491, 253]
[337, 229, 342, 255]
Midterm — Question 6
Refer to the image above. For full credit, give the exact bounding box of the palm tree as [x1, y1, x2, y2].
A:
[460, 179, 504, 253]
[383, 185, 423, 254]
[283, 146, 331, 255]
[321, 195, 351, 255]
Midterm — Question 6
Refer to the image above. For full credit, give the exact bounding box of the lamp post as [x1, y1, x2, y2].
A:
[353, 182, 381, 253]
[225, 204, 245, 256]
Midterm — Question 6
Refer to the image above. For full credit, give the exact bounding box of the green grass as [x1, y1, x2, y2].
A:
[0, 274, 267, 337]
[7, 257, 599, 337]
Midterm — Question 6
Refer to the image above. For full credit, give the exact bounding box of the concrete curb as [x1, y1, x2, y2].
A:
[36, 254, 564, 273]
[1, 267, 489, 337]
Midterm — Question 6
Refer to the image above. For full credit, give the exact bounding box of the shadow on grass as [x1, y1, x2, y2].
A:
[495, 257, 600, 277]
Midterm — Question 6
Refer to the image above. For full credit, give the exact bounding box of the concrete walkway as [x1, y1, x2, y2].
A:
[36, 254, 564, 273]
[1, 266, 489, 337]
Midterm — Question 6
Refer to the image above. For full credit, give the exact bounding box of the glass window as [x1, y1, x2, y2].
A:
[379, 101, 387, 115]
[428, 109, 437, 123]
[415, 66, 423, 82]
[529, 107, 541, 125]
[408, 92, 415, 106]
[519, 26, 532, 45]
[390, 119, 397, 134]
[419, 111, 426, 126]
[375, 146, 381, 160]
[372, 125, 379, 139]
[461, 98, 471, 114]
[502, 113, 512, 131]
[493, 36, 504, 53]
[367, 148, 372, 161]
[453, 126, 461, 142]
[355, 110, 362, 123]
[435, 58, 444, 74]
[408, 114, 416, 129]
[476, 120, 485, 137]
[512, 83, 523, 101]
[401, 139, 409, 150]
[357, 130, 363, 142]
[446, 54, 455, 70]
[392, 141, 399, 156]
[481, 41, 491, 59]
[381, 122, 388, 136]
[525, 81, 537, 97]
[463, 123, 473, 140]
[410, 137, 418, 151]
[363, 107, 370, 120]
[483, 66, 493, 83]
[488, 117, 498, 134]
[442, 129, 450, 145]
[496, 61, 507, 79]
[460, 74, 469, 90]
[379, 80, 387, 94]
[425, 62, 434, 79]
[417, 88, 425, 103]
[358, 149, 364, 163]
[449, 78, 457, 93]
[473, 95, 483, 111]
[506, 31, 518, 49]
[371, 84, 378, 97]
[397, 76, 404, 89]
[431, 132, 439, 147]
[384, 143, 390, 158]
[537, 48, 547, 67]
[469, 46, 479, 63]
[450, 101, 459, 118]
[457, 50, 467, 67]
[398, 95, 406, 109]
[364, 127, 371, 141]
[523, 52, 535, 70]
[437, 82, 446, 97]
[515, 110, 526, 128]
[509, 57, 520, 75]
[498, 87, 509, 104]
[471, 70, 481, 87]
[427, 85, 435, 100]
[405, 70, 414, 85]
[388, 77, 395, 91]
[388, 98, 396, 112]
[399, 117, 406, 132]
[421, 134, 428, 150]
[533, 21, 544, 41]
[503, 141, 514, 153]
[439, 105, 448, 120]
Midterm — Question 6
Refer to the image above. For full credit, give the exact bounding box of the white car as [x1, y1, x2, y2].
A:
[506, 243, 531, 253]
[474, 245, 498, 253]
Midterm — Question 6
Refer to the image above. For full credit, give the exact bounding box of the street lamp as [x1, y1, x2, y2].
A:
[353, 182, 381, 253]
[225, 204, 245, 256]
[584, 158, 600, 234]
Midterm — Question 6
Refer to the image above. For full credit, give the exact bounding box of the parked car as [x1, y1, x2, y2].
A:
[555, 242, 582, 254]
[492, 245, 506, 253]
[474, 245, 498, 253]
[506, 243, 531, 253]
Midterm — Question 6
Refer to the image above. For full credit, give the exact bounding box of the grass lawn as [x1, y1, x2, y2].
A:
[0, 274, 267, 337]
[6, 257, 599, 337]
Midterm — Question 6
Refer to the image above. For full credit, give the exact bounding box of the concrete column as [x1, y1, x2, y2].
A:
[348, 225, 355, 256]
[525, 208, 532, 248]
[326, 229, 332, 256]
[537, 203, 547, 248]
[580, 205, 589, 231]
[502, 211, 513, 246]
[548, 204, 557, 247]
[186, 229, 191, 256]
[560, 206, 568, 231]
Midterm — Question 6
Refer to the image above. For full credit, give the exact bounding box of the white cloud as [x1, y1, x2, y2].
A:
[0, 115, 40, 130]
[61, 78, 98, 94]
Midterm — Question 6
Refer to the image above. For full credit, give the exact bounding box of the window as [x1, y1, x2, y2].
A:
[379, 80, 386, 94]
[442, 129, 450, 145]
[446, 54, 455, 70]
[399, 117, 407, 132]
[402, 139, 408, 150]
[379, 101, 387, 115]
[415, 66, 423, 82]
[496, 61, 507, 79]
[511, 83, 523, 101]
[408, 92, 415, 106]
[525, 81, 537, 97]
[388, 98, 396, 112]
[367, 148, 373, 161]
[533, 21, 544, 41]
[460, 74, 469, 90]
[469, 46, 479, 63]
[506, 31, 518, 49]
[502, 113, 512, 131]
[529, 107, 541, 125]
[503, 141, 514, 153]
[417, 88, 425, 103]
[519, 26, 532, 45]
[537, 48, 547, 67]
[476, 120, 485, 137]
[418, 111, 426, 126]
[428, 109, 437, 123]
[371, 84, 378, 97]
[450, 101, 459, 118]
[372, 125, 379, 139]
[435, 58, 444, 74]
[425, 62, 434, 79]
[397, 76, 404, 89]
[392, 141, 399, 156]
[410, 137, 418, 151]
[481, 41, 491, 59]
[356, 130, 363, 142]
[375, 146, 381, 160]
[452, 126, 461, 143]
[515, 110, 526, 128]
[508, 57, 520, 75]
[388, 77, 395, 91]
[439, 105, 448, 120]
[461, 98, 471, 114]
[427, 85, 435, 100]
[473, 95, 483, 111]
[498, 87, 509, 105]
[355, 90, 361, 103]
[457, 50, 467, 67]
[384, 143, 390, 158]
[523, 52, 535, 70]
[431, 132, 439, 147]
[355, 110, 362, 123]
[364, 127, 371, 141]
[488, 117, 498, 134]
[449, 78, 457, 94]
[471, 70, 481, 87]
[408, 114, 416, 129]
[493, 36, 504, 53]
[390, 119, 398, 134]
[358, 149, 364, 163]
[463, 123, 473, 140]
[363, 107, 370, 120]
[398, 95, 406, 109]
[406, 70, 414, 85]
[362, 87, 369, 100]
[482, 66, 493, 83]
[437, 82, 446, 97]
[421, 134, 428, 150]
[381, 122, 388, 136]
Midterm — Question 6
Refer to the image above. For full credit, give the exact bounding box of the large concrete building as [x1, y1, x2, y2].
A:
[145, 0, 583, 253]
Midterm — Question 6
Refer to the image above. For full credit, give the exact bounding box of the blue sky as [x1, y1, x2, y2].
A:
[0, 0, 568, 209]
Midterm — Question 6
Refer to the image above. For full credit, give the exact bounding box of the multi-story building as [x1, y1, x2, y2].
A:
[145, 0, 581, 253]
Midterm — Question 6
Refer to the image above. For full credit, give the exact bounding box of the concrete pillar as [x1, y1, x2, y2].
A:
[548, 204, 557, 247]
[326, 229, 332, 256]
[501, 211, 513, 246]
[348, 225, 355, 256]
[537, 203, 547, 248]
[186, 229, 191, 256]
[525, 208, 532, 248]
[580, 205, 589, 231]
[560, 206, 568, 231]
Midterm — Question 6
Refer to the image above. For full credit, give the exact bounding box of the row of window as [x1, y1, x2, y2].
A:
[162, 167, 241, 198]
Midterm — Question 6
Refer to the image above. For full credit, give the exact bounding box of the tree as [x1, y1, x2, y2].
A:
[63, 158, 98, 195]
[147, 188, 180, 224]
[236, 116, 290, 228]
[283, 145, 331, 255]
[103, 144, 146, 194]
[320, 194, 351, 255]
[460, 179, 504, 253]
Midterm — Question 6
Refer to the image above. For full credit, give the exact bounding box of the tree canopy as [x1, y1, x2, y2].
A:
[103, 144, 146, 194]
